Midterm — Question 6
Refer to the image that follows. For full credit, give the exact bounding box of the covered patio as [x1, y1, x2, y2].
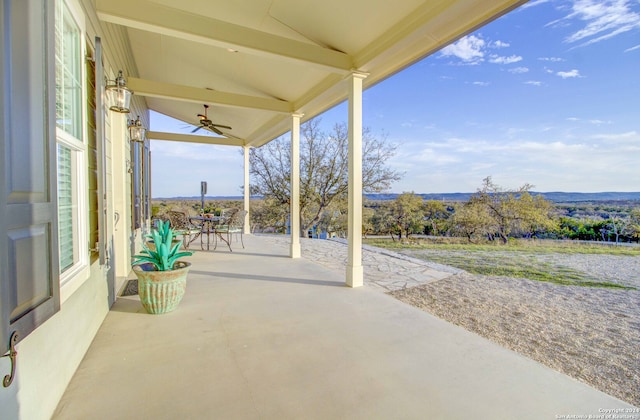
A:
[52, 235, 631, 419]
[4, 1, 637, 418]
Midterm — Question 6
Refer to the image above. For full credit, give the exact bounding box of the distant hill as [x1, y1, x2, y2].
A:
[532, 192, 640, 202]
[366, 192, 640, 202]
[155, 196, 245, 200]
[154, 192, 640, 203]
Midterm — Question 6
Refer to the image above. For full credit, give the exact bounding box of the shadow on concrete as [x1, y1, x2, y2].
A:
[190, 270, 344, 287]
[110, 296, 147, 314]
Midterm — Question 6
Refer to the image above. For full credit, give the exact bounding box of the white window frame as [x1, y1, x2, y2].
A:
[55, 0, 90, 301]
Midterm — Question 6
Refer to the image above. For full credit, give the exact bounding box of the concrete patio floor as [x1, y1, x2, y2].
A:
[52, 235, 634, 419]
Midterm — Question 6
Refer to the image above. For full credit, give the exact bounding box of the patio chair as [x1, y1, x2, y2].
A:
[215, 209, 246, 250]
[166, 211, 201, 249]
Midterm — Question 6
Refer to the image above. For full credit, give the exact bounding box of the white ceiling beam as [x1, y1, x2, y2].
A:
[354, 0, 452, 69]
[147, 131, 244, 147]
[96, 0, 353, 74]
[127, 77, 292, 113]
[245, 114, 291, 148]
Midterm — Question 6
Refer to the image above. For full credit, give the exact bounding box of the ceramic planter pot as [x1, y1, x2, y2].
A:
[132, 261, 191, 314]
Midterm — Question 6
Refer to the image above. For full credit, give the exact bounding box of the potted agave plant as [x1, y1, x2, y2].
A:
[132, 220, 193, 314]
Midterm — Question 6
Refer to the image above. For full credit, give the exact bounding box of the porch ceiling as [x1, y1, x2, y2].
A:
[97, 0, 528, 147]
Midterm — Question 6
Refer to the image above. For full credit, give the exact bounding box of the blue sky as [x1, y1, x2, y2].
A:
[150, 0, 640, 198]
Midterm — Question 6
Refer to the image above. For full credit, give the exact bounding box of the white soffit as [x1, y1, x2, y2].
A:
[97, 0, 528, 147]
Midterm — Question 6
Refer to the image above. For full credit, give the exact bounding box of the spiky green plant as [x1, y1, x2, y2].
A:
[132, 220, 193, 271]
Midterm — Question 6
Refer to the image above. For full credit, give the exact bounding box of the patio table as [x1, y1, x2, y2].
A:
[189, 215, 232, 251]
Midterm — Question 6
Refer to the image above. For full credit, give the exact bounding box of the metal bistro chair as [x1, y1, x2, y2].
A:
[214, 209, 246, 251]
[167, 211, 201, 249]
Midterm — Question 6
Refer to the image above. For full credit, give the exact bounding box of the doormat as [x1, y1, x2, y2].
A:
[121, 279, 138, 296]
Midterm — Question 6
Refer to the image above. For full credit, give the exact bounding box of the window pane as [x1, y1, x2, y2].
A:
[55, 2, 82, 139]
[57, 144, 75, 272]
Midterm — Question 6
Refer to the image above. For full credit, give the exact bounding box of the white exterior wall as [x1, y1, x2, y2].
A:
[0, 0, 146, 418]
[1, 264, 110, 419]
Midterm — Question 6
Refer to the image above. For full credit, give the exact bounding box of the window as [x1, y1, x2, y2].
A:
[132, 132, 151, 231]
[55, 1, 82, 138]
[55, 0, 87, 282]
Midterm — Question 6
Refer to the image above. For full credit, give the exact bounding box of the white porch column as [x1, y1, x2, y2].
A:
[346, 72, 367, 287]
[290, 113, 303, 258]
[243, 145, 251, 234]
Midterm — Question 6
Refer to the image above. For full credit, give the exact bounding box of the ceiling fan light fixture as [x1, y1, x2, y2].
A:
[191, 104, 233, 136]
[106, 70, 133, 113]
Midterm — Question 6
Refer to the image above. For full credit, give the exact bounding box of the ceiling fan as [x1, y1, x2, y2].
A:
[192, 104, 232, 136]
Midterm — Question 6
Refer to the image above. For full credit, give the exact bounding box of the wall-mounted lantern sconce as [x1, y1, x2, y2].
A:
[106, 70, 132, 113]
[128, 115, 146, 142]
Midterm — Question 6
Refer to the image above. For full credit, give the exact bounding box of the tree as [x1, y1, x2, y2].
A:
[250, 197, 290, 234]
[450, 198, 495, 242]
[368, 201, 399, 239]
[249, 119, 402, 236]
[423, 200, 450, 235]
[514, 192, 558, 238]
[473, 176, 528, 243]
[362, 202, 376, 238]
[460, 177, 557, 243]
[628, 209, 640, 242]
[604, 215, 624, 243]
[389, 192, 425, 239]
[604, 213, 640, 243]
[315, 197, 348, 238]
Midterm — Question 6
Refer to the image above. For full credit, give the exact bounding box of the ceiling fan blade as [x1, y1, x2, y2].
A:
[191, 126, 203, 133]
[212, 127, 224, 136]
[212, 124, 232, 130]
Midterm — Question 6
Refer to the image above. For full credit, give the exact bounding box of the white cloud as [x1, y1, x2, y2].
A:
[470, 162, 497, 172]
[624, 44, 640, 52]
[551, 0, 640, 48]
[522, 0, 552, 9]
[389, 124, 640, 193]
[489, 54, 523, 64]
[440, 35, 486, 64]
[440, 35, 523, 67]
[557, 69, 582, 78]
[538, 57, 565, 62]
[509, 67, 530, 74]
[472, 81, 490, 86]
[591, 130, 639, 142]
[405, 146, 461, 166]
[525, 80, 543, 86]
[491, 40, 510, 48]
[565, 117, 612, 125]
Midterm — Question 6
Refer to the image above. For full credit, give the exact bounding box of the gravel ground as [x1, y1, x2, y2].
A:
[389, 252, 640, 407]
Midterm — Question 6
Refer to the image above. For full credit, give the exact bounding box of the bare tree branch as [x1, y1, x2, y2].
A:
[249, 119, 402, 236]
